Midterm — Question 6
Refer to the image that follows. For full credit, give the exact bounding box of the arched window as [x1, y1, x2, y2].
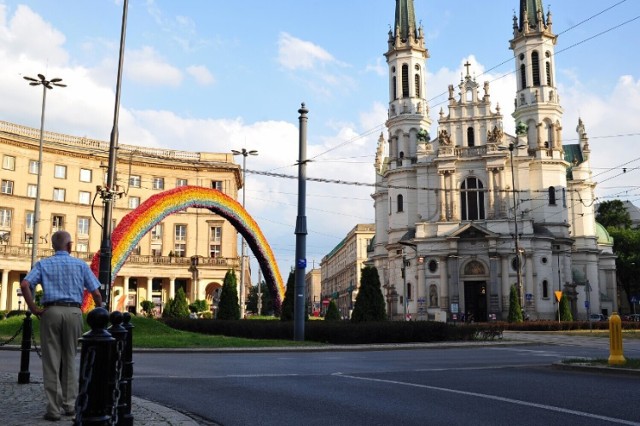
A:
[414, 74, 421, 98]
[461, 177, 485, 221]
[397, 194, 404, 212]
[548, 186, 556, 205]
[542, 280, 549, 298]
[520, 64, 527, 89]
[407, 282, 412, 301]
[545, 61, 552, 86]
[392, 76, 397, 100]
[467, 127, 475, 147]
[532, 51, 541, 86]
[402, 64, 409, 98]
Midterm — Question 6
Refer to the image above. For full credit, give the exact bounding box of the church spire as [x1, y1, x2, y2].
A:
[519, 0, 545, 31]
[394, 0, 418, 42]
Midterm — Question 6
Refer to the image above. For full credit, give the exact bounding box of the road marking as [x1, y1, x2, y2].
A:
[413, 364, 544, 372]
[334, 373, 640, 425]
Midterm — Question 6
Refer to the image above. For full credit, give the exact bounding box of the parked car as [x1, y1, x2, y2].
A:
[628, 314, 640, 322]
[589, 313, 607, 322]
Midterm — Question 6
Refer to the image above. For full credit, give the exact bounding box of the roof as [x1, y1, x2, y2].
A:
[564, 144, 584, 180]
[595, 222, 614, 245]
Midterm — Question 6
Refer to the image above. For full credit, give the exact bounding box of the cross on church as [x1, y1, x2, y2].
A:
[464, 61, 471, 76]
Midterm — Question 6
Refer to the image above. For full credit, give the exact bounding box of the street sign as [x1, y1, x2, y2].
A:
[525, 293, 533, 301]
[296, 258, 307, 269]
[585, 301, 590, 308]
[631, 296, 638, 304]
[554, 291, 562, 301]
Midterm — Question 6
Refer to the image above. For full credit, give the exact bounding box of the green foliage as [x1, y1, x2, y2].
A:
[559, 295, 573, 321]
[247, 281, 273, 316]
[351, 266, 386, 322]
[189, 299, 209, 314]
[140, 300, 155, 318]
[597, 200, 632, 229]
[162, 287, 190, 319]
[217, 270, 240, 320]
[324, 300, 341, 321]
[507, 285, 523, 323]
[609, 226, 640, 308]
[280, 271, 295, 321]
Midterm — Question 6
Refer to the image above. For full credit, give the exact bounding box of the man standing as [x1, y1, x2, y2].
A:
[20, 230, 103, 422]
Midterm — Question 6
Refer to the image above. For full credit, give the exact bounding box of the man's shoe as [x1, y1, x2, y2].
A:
[43, 413, 61, 421]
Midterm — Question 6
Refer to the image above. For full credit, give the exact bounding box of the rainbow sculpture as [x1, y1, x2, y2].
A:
[83, 186, 285, 313]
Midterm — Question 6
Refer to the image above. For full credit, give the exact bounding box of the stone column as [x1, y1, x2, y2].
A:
[169, 277, 175, 300]
[439, 172, 447, 221]
[146, 277, 153, 303]
[439, 257, 448, 311]
[417, 257, 425, 318]
[487, 169, 495, 219]
[1, 269, 8, 311]
[122, 276, 130, 311]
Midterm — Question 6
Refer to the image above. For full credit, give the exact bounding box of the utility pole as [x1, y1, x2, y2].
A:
[294, 103, 309, 341]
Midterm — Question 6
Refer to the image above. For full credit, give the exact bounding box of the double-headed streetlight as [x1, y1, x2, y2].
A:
[23, 74, 66, 267]
[231, 148, 258, 318]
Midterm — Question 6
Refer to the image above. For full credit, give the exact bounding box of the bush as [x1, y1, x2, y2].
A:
[507, 285, 523, 323]
[351, 266, 386, 322]
[280, 271, 295, 321]
[163, 287, 190, 319]
[140, 300, 155, 318]
[559, 296, 573, 321]
[218, 270, 240, 320]
[324, 300, 341, 321]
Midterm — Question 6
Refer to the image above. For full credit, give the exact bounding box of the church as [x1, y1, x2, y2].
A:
[369, 0, 617, 321]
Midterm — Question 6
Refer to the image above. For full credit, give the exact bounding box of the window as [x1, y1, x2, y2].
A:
[392, 76, 397, 100]
[210, 226, 222, 242]
[414, 73, 421, 98]
[25, 211, 34, 231]
[211, 180, 223, 191]
[401, 64, 409, 98]
[542, 280, 549, 298]
[407, 283, 413, 301]
[52, 215, 64, 232]
[0, 208, 12, 227]
[209, 244, 221, 258]
[174, 224, 186, 256]
[151, 248, 162, 257]
[531, 51, 540, 86]
[545, 61, 552, 86]
[129, 175, 141, 188]
[29, 160, 39, 174]
[76, 241, 88, 253]
[427, 259, 438, 273]
[54, 165, 67, 179]
[176, 178, 188, 187]
[520, 64, 526, 89]
[152, 177, 164, 190]
[151, 224, 163, 240]
[27, 184, 37, 198]
[2, 155, 15, 170]
[80, 168, 92, 183]
[1, 180, 14, 195]
[467, 127, 475, 147]
[397, 194, 404, 212]
[53, 188, 66, 202]
[460, 177, 485, 221]
[77, 217, 90, 235]
[548, 186, 556, 205]
[128, 196, 140, 209]
[79, 191, 91, 205]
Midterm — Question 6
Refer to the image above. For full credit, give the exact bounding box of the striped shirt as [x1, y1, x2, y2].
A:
[24, 251, 101, 305]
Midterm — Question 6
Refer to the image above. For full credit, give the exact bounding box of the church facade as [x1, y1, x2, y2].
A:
[370, 0, 617, 321]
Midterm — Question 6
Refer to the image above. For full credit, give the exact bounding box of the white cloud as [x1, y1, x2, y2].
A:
[277, 32, 335, 71]
[125, 46, 183, 86]
[186, 65, 214, 86]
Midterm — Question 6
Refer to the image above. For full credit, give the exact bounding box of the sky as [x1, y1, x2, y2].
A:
[0, 0, 639, 280]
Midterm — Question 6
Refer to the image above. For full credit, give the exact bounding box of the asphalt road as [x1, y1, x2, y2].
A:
[129, 337, 640, 426]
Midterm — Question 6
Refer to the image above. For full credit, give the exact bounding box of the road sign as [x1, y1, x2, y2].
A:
[525, 293, 533, 301]
[632, 296, 638, 304]
[585, 301, 590, 308]
[554, 291, 563, 301]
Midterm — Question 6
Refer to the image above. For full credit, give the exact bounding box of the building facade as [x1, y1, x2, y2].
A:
[370, 0, 617, 321]
[305, 268, 321, 316]
[0, 120, 248, 314]
[321, 224, 374, 318]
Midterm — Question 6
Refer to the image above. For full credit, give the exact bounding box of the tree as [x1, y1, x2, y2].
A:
[162, 287, 190, 319]
[351, 266, 386, 322]
[247, 281, 273, 316]
[140, 300, 155, 318]
[608, 227, 640, 309]
[559, 294, 573, 321]
[507, 285, 523, 323]
[324, 300, 341, 321]
[596, 200, 632, 229]
[217, 269, 240, 320]
[189, 299, 208, 314]
[280, 271, 295, 321]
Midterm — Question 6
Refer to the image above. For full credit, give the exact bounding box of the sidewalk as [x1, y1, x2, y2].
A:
[0, 372, 199, 426]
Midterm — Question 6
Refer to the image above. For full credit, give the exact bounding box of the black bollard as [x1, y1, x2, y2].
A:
[75, 307, 114, 426]
[107, 311, 127, 425]
[118, 312, 134, 426]
[17, 311, 32, 384]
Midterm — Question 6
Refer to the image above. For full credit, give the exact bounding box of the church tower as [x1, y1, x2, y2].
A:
[510, 1, 569, 231]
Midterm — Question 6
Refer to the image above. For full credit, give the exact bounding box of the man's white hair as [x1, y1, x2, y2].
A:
[51, 230, 71, 251]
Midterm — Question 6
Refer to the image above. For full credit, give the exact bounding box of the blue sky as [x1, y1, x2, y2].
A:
[1, 0, 639, 277]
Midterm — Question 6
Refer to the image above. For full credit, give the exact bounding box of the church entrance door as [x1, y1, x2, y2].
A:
[464, 281, 487, 322]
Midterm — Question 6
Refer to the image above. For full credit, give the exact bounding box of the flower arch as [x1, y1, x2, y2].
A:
[82, 186, 284, 313]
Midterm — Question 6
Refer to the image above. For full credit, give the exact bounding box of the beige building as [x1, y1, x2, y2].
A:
[320, 224, 374, 318]
[304, 268, 321, 316]
[0, 120, 248, 314]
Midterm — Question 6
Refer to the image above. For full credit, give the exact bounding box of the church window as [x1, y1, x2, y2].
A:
[414, 74, 421, 98]
[402, 64, 409, 98]
[467, 127, 475, 147]
[407, 282, 412, 300]
[397, 194, 404, 212]
[545, 61, 552, 86]
[532, 51, 541, 86]
[392, 76, 397, 100]
[520, 64, 527, 89]
[542, 280, 549, 298]
[460, 177, 485, 221]
[548, 186, 556, 205]
[562, 188, 566, 207]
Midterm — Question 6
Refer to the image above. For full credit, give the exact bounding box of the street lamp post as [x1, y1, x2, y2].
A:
[399, 241, 417, 321]
[231, 148, 258, 318]
[23, 74, 66, 268]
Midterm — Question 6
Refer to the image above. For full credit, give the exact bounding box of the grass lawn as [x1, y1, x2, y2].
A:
[562, 358, 640, 370]
[0, 314, 319, 349]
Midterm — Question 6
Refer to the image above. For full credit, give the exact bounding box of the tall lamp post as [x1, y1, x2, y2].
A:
[399, 241, 417, 321]
[23, 74, 66, 267]
[505, 142, 525, 312]
[231, 148, 258, 318]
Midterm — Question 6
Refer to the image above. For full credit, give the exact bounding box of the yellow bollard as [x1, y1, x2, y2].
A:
[608, 312, 626, 366]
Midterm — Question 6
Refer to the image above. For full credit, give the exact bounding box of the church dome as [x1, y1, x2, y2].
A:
[595, 222, 614, 245]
